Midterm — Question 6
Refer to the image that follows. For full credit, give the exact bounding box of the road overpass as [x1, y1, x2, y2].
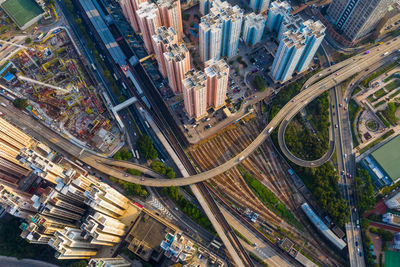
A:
[1, 38, 399, 188]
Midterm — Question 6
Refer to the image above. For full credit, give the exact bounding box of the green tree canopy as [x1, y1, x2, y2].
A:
[12, 98, 29, 109]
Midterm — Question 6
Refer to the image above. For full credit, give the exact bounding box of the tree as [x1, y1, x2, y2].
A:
[137, 135, 158, 160]
[24, 38, 32, 44]
[253, 75, 267, 91]
[12, 98, 28, 109]
[127, 168, 141, 175]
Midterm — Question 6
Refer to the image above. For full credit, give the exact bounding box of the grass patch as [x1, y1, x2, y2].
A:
[377, 111, 391, 127]
[358, 129, 395, 154]
[374, 100, 385, 108]
[360, 61, 399, 87]
[232, 226, 252, 245]
[237, 166, 304, 231]
[374, 88, 387, 98]
[249, 252, 269, 267]
[382, 102, 398, 125]
[389, 89, 400, 99]
[352, 86, 362, 96]
[385, 80, 400, 91]
[349, 99, 362, 147]
[367, 94, 375, 103]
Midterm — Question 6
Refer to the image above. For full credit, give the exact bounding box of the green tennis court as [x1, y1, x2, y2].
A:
[0, 0, 43, 28]
[385, 250, 400, 267]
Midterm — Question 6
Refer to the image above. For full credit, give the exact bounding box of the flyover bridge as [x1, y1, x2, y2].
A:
[77, 37, 400, 187]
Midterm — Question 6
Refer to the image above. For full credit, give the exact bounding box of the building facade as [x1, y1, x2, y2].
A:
[182, 69, 208, 120]
[199, 0, 243, 62]
[242, 12, 266, 46]
[265, 0, 291, 35]
[249, 0, 270, 13]
[120, 0, 147, 32]
[164, 43, 191, 94]
[271, 31, 305, 82]
[152, 26, 178, 77]
[327, 0, 394, 41]
[157, 0, 183, 40]
[204, 58, 229, 109]
[136, 2, 162, 53]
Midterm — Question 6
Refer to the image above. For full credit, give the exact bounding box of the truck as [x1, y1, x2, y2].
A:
[238, 156, 245, 162]
[268, 127, 274, 133]
[383, 52, 389, 56]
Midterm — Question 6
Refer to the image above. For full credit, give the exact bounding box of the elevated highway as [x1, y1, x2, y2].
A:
[2, 39, 400, 188]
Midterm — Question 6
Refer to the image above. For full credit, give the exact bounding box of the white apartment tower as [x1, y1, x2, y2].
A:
[296, 20, 326, 72]
[199, 0, 243, 62]
[182, 70, 208, 120]
[199, 14, 222, 62]
[270, 30, 305, 83]
[242, 12, 266, 46]
[163, 43, 191, 94]
[152, 27, 178, 77]
[204, 58, 229, 109]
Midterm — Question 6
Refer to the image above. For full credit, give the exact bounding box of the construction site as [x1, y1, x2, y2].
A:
[187, 104, 345, 266]
[0, 29, 123, 153]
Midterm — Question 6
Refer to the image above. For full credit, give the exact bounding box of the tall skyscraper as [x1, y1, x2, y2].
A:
[164, 43, 191, 94]
[295, 20, 326, 72]
[204, 58, 229, 109]
[242, 13, 266, 46]
[157, 0, 184, 40]
[265, 0, 291, 35]
[120, 0, 147, 32]
[249, 0, 270, 13]
[182, 69, 208, 120]
[327, 0, 394, 41]
[136, 2, 162, 53]
[0, 185, 36, 219]
[152, 27, 178, 77]
[199, 0, 243, 62]
[270, 30, 305, 82]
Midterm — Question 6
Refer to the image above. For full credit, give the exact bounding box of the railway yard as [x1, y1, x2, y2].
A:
[0, 29, 122, 153]
[188, 107, 346, 266]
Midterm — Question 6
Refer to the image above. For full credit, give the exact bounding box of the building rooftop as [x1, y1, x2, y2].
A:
[244, 12, 266, 28]
[163, 43, 189, 63]
[152, 26, 177, 46]
[204, 58, 229, 79]
[269, 0, 291, 14]
[370, 134, 400, 183]
[282, 30, 305, 49]
[183, 69, 207, 92]
[137, 2, 159, 20]
[0, 0, 43, 29]
[125, 211, 177, 261]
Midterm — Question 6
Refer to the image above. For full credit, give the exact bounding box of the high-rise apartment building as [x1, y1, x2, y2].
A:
[265, 0, 291, 35]
[152, 27, 178, 77]
[49, 227, 98, 259]
[249, 0, 270, 13]
[242, 13, 266, 46]
[0, 185, 36, 219]
[296, 20, 326, 72]
[182, 69, 208, 120]
[212, 0, 243, 59]
[17, 148, 66, 184]
[157, 0, 183, 40]
[163, 43, 191, 94]
[327, 0, 394, 41]
[136, 2, 162, 53]
[200, 0, 212, 15]
[88, 257, 131, 267]
[271, 30, 305, 82]
[204, 58, 229, 109]
[199, 14, 223, 62]
[120, 0, 147, 32]
[199, 0, 243, 62]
